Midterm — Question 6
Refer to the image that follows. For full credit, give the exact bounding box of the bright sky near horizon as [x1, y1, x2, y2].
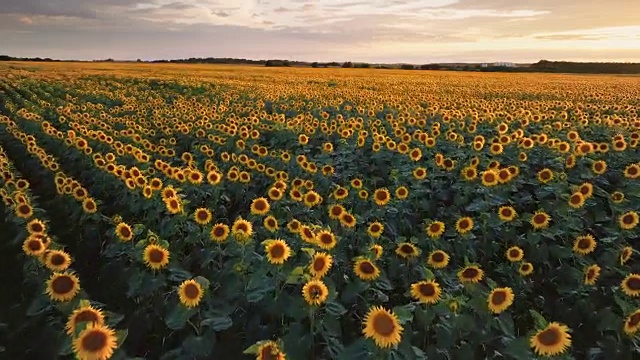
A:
[1, 0, 639, 63]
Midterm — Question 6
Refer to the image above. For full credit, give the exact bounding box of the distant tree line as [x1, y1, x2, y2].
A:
[3, 55, 640, 74]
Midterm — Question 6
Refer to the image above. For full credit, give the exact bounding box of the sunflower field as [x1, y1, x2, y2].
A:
[1, 62, 640, 360]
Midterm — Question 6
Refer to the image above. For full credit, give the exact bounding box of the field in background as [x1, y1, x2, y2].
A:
[1, 62, 639, 359]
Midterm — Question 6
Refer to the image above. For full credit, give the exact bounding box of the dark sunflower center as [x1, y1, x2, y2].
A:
[595, 163, 603, 171]
[629, 166, 639, 176]
[213, 226, 226, 237]
[540, 171, 550, 180]
[400, 244, 414, 254]
[418, 283, 435, 296]
[536, 328, 561, 346]
[577, 238, 591, 249]
[52, 275, 74, 294]
[533, 214, 547, 224]
[270, 244, 285, 258]
[466, 169, 475, 177]
[444, 159, 453, 167]
[31, 223, 43, 232]
[197, 211, 209, 221]
[343, 215, 354, 223]
[120, 227, 131, 238]
[337, 189, 346, 196]
[629, 313, 640, 327]
[75, 310, 99, 324]
[623, 214, 635, 225]
[81, 329, 108, 352]
[570, 194, 582, 204]
[360, 261, 376, 274]
[255, 201, 266, 211]
[499, 171, 509, 180]
[86, 201, 95, 210]
[521, 264, 531, 272]
[587, 269, 596, 279]
[320, 234, 333, 244]
[580, 186, 590, 195]
[149, 249, 165, 263]
[509, 249, 520, 258]
[431, 252, 445, 262]
[626, 276, 640, 290]
[375, 191, 388, 201]
[459, 219, 470, 229]
[18, 204, 30, 214]
[502, 209, 513, 217]
[370, 225, 381, 233]
[50, 254, 65, 265]
[290, 222, 299, 230]
[430, 224, 441, 233]
[484, 173, 496, 182]
[260, 346, 277, 360]
[184, 283, 200, 299]
[491, 291, 507, 305]
[28, 240, 42, 251]
[462, 268, 479, 278]
[309, 285, 323, 298]
[372, 313, 396, 336]
[313, 258, 326, 272]
[266, 219, 276, 227]
[236, 223, 248, 232]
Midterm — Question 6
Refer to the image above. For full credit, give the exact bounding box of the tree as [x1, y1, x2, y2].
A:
[342, 61, 353, 68]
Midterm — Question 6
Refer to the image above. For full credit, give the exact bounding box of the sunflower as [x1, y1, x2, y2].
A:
[573, 234, 596, 255]
[530, 211, 551, 230]
[373, 188, 391, 206]
[395, 243, 420, 259]
[498, 206, 517, 221]
[592, 160, 607, 175]
[46, 272, 80, 302]
[584, 264, 601, 285]
[427, 250, 450, 269]
[568, 192, 585, 209]
[530, 322, 572, 357]
[257, 341, 286, 360]
[316, 230, 337, 250]
[410, 280, 441, 304]
[487, 287, 514, 314]
[367, 222, 384, 238]
[611, 191, 625, 204]
[250, 197, 270, 215]
[263, 216, 279, 232]
[310, 252, 333, 278]
[426, 221, 445, 239]
[333, 187, 349, 200]
[178, 279, 204, 308]
[26, 219, 46, 235]
[537, 168, 554, 184]
[302, 279, 329, 306]
[457, 265, 484, 284]
[505, 246, 524, 262]
[623, 309, 640, 335]
[269, 187, 284, 201]
[161, 186, 177, 201]
[619, 211, 639, 230]
[413, 167, 427, 180]
[621, 274, 640, 297]
[143, 244, 170, 270]
[210, 223, 230, 242]
[481, 170, 499, 186]
[164, 197, 183, 214]
[232, 218, 254, 243]
[394, 186, 409, 200]
[115, 222, 133, 242]
[66, 303, 105, 336]
[359, 190, 369, 200]
[287, 219, 301, 233]
[22, 236, 46, 256]
[339, 212, 357, 228]
[15, 203, 33, 218]
[362, 306, 403, 348]
[303, 191, 322, 207]
[455, 217, 474, 234]
[354, 258, 380, 281]
[578, 182, 593, 198]
[370, 244, 383, 260]
[519, 262, 534, 276]
[193, 208, 212, 225]
[624, 164, 640, 179]
[73, 323, 118, 360]
[621, 246, 633, 265]
[264, 239, 292, 265]
[44, 250, 72, 272]
[461, 166, 477, 181]
[328, 204, 345, 220]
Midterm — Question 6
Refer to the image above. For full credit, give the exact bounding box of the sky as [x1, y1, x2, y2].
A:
[1, 0, 639, 63]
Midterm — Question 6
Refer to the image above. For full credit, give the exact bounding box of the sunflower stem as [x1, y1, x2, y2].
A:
[187, 319, 200, 336]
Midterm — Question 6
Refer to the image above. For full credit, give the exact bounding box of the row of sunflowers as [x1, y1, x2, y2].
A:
[0, 62, 639, 359]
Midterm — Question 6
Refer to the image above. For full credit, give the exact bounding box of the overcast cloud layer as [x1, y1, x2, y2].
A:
[1, 0, 639, 63]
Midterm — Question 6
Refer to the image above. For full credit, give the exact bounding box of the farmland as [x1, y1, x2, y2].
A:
[1, 61, 639, 359]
